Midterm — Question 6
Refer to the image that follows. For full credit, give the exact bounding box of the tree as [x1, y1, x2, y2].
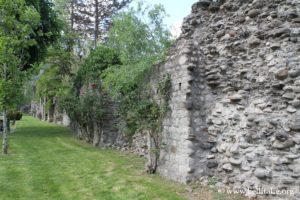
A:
[59, 46, 121, 145]
[54, 0, 132, 49]
[91, 0, 132, 46]
[0, 0, 39, 154]
[107, 3, 171, 64]
[35, 46, 73, 122]
[23, 0, 61, 70]
[103, 3, 172, 173]
[0, 0, 60, 154]
[34, 1, 172, 173]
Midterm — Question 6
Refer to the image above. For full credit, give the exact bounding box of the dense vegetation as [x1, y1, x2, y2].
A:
[31, 1, 173, 172]
[0, 0, 172, 172]
[0, 0, 60, 154]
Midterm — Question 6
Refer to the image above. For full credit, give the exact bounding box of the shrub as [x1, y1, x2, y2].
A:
[8, 111, 23, 121]
[15, 112, 23, 121]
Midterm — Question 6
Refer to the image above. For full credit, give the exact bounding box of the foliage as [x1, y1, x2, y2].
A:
[101, 4, 172, 173]
[103, 3, 172, 135]
[53, 0, 131, 49]
[23, 0, 61, 70]
[0, 79, 24, 110]
[0, 0, 60, 153]
[35, 46, 73, 100]
[108, 2, 172, 64]
[0, 0, 61, 109]
[208, 176, 219, 186]
[76, 46, 121, 84]
[59, 85, 106, 127]
[102, 59, 153, 97]
[32, 1, 172, 172]
[0, 0, 40, 110]
[157, 74, 171, 114]
[31, 7, 77, 110]
[36, 1, 172, 137]
[57, 46, 120, 137]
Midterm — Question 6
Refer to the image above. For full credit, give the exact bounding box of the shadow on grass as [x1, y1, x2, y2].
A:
[13, 126, 73, 138]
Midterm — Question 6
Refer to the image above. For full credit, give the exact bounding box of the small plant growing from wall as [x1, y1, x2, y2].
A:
[157, 74, 172, 114]
[145, 74, 172, 173]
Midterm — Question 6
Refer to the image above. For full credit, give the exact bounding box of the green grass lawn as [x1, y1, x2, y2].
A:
[0, 116, 189, 200]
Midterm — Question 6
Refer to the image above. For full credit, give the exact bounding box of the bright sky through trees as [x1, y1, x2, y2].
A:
[149, 0, 198, 37]
[130, 0, 197, 37]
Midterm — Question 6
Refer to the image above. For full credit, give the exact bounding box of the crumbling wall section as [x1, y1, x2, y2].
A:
[157, 0, 300, 198]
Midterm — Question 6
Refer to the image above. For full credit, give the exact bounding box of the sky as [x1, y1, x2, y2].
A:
[150, 0, 197, 26]
[132, 0, 198, 37]
[149, 0, 198, 37]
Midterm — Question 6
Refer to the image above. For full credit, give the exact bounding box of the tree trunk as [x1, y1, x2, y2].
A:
[2, 110, 9, 154]
[77, 124, 84, 140]
[94, 0, 99, 47]
[48, 103, 55, 123]
[71, 0, 74, 30]
[42, 96, 47, 121]
[93, 121, 102, 147]
[53, 104, 57, 124]
[38, 98, 43, 119]
[145, 131, 159, 174]
[7, 117, 10, 133]
[81, 124, 91, 143]
[67, 0, 75, 52]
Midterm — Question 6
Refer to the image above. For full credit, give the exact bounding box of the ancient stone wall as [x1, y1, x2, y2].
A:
[153, 40, 196, 183]
[156, 0, 300, 198]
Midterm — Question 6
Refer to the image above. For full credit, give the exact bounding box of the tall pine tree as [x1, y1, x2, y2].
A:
[55, 0, 132, 49]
